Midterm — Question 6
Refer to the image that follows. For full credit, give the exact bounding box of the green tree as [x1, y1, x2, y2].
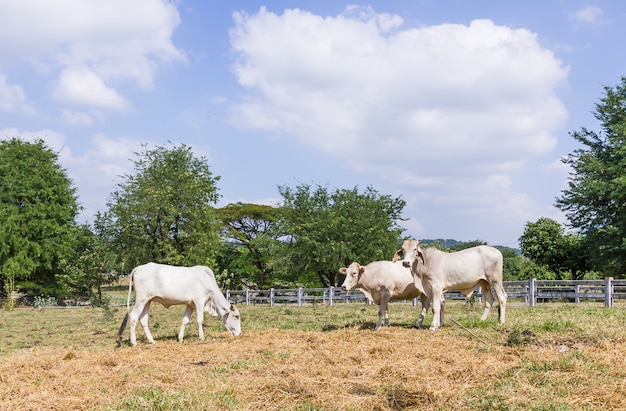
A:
[103, 143, 221, 272]
[278, 184, 406, 287]
[216, 203, 284, 288]
[518, 217, 589, 280]
[57, 222, 119, 305]
[0, 138, 79, 307]
[556, 76, 626, 277]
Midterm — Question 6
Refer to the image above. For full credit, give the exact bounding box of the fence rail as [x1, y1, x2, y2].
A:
[225, 278, 626, 308]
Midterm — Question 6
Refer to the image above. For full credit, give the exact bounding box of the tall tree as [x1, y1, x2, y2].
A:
[216, 202, 284, 288]
[0, 138, 79, 306]
[278, 184, 406, 287]
[519, 217, 589, 280]
[104, 143, 221, 272]
[556, 77, 626, 276]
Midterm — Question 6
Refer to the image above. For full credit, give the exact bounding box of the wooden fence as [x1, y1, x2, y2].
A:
[225, 278, 626, 308]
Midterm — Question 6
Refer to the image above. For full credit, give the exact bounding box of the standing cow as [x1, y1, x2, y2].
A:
[116, 262, 241, 347]
[394, 240, 507, 331]
[339, 260, 430, 329]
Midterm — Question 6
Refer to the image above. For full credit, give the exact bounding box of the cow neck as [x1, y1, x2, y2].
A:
[210, 289, 230, 318]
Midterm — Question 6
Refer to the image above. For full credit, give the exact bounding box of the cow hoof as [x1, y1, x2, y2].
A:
[428, 327, 437, 332]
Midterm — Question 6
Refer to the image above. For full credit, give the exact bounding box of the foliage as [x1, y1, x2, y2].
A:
[277, 184, 406, 286]
[517, 258, 555, 281]
[102, 143, 221, 272]
[57, 223, 119, 305]
[519, 217, 589, 280]
[556, 76, 626, 277]
[499, 247, 523, 280]
[216, 203, 285, 288]
[0, 138, 79, 307]
[33, 295, 58, 309]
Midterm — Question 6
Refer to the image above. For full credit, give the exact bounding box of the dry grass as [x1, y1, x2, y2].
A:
[2, 301, 626, 410]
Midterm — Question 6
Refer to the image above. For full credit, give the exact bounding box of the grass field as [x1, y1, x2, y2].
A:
[2, 296, 626, 410]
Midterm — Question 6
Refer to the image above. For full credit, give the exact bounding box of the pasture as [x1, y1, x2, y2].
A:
[2, 299, 626, 410]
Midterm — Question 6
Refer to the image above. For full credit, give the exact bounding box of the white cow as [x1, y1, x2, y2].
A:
[339, 260, 430, 330]
[393, 240, 507, 331]
[116, 262, 241, 347]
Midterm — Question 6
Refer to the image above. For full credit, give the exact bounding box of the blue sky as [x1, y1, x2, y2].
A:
[1, 0, 624, 248]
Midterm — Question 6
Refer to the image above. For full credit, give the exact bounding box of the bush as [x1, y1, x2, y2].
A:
[33, 295, 58, 309]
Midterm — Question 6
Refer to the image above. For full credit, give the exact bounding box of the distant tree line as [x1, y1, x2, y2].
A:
[1, 77, 625, 308]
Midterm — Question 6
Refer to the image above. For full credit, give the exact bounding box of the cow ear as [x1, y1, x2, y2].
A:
[417, 249, 425, 265]
[230, 303, 236, 311]
[339, 267, 347, 274]
[358, 266, 365, 274]
[392, 249, 403, 262]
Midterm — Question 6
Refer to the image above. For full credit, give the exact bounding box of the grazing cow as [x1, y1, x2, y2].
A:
[116, 262, 241, 347]
[339, 260, 430, 329]
[393, 240, 507, 331]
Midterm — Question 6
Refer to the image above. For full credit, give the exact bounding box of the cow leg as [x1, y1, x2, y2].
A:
[138, 302, 155, 344]
[415, 294, 430, 328]
[430, 291, 444, 331]
[178, 305, 193, 342]
[480, 289, 495, 321]
[128, 301, 147, 347]
[195, 304, 205, 340]
[492, 283, 507, 324]
[376, 290, 391, 330]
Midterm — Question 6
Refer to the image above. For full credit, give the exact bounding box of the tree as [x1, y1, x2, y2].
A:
[103, 143, 221, 272]
[278, 184, 406, 287]
[216, 203, 285, 288]
[57, 222, 119, 306]
[0, 138, 79, 307]
[518, 217, 589, 280]
[557, 77, 626, 276]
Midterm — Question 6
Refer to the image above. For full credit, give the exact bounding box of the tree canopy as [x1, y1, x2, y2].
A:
[556, 76, 626, 276]
[102, 143, 221, 272]
[0, 138, 79, 304]
[216, 202, 284, 288]
[278, 184, 406, 286]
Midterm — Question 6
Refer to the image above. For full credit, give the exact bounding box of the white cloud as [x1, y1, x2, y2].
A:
[570, 6, 607, 24]
[61, 109, 95, 127]
[0, 74, 34, 113]
[228, 7, 570, 244]
[0, 0, 185, 109]
[229, 9, 568, 172]
[53, 68, 129, 110]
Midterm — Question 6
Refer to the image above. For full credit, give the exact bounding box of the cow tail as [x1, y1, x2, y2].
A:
[116, 270, 135, 347]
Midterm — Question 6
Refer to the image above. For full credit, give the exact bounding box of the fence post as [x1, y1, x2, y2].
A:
[245, 289, 250, 306]
[412, 297, 418, 306]
[529, 278, 537, 307]
[297, 287, 303, 307]
[226, 290, 231, 302]
[329, 286, 334, 306]
[605, 277, 614, 308]
[574, 284, 580, 304]
[270, 288, 275, 307]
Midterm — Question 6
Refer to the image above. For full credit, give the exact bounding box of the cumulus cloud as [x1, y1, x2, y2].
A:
[53, 68, 130, 110]
[228, 6, 569, 243]
[0, 74, 34, 113]
[0, 0, 185, 110]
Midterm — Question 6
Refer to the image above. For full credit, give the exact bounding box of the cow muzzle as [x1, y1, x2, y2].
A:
[402, 261, 410, 268]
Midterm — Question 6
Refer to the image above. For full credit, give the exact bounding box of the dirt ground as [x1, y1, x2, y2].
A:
[2, 322, 626, 410]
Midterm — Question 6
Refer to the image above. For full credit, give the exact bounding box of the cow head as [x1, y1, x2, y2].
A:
[339, 262, 364, 291]
[393, 239, 424, 269]
[222, 303, 241, 336]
